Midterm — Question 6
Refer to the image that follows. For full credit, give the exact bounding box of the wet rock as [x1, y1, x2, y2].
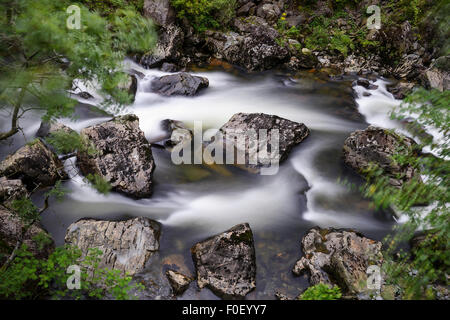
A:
[386, 81, 416, 99]
[166, 269, 192, 295]
[0, 205, 54, 262]
[293, 227, 383, 297]
[191, 223, 256, 298]
[65, 217, 161, 276]
[143, 0, 175, 27]
[156, 119, 193, 150]
[36, 121, 75, 138]
[212, 113, 309, 172]
[118, 74, 138, 102]
[0, 139, 68, 190]
[425, 55, 450, 91]
[77, 115, 155, 199]
[160, 62, 179, 72]
[343, 126, 420, 187]
[0, 177, 27, 208]
[206, 17, 289, 71]
[140, 24, 184, 68]
[151, 72, 209, 96]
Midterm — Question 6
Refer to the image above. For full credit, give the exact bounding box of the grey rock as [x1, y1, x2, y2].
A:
[77, 115, 155, 199]
[213, 113, 309, 171]
[386, 81, 416, 99]
[160, 62, 179, 72]
[143, 0, 175, 27]
[0, 177, 27, 208]
[166, 269, 192, 295]
[0, 139, 68, 190]
[0, 205, 54, 262]
[293, 227, 383, 297]
[151, 72, 209, 96]
[118, 74, 138, 102]
[36, 121, 75, 138]
[65, 217, 161, 275]
[425, 55, 450, 91]
[140, 24, 184, 68]
[191, 223, 256, 298]
[343, 126, 420, 187]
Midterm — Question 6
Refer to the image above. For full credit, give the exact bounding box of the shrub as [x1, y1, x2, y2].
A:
[299, 284, 342, 300]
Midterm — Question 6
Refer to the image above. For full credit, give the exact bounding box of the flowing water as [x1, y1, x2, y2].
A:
[0, 61, 409, 299]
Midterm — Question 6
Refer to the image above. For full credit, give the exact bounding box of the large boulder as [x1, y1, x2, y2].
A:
[206, 16, 289, 71]
[293, 227, 383, 298]
[343, 126, 420, 187]
[191, 223, 256, 298]
[0, 139, 68, 190]
[0, 205, 54, 262]
[0, 177, 27, 208]
[77, 115, 155, 199]
[65, 217, 161, 276]
[425, 55, 450, 92]
[150, 72, 209, 96]
[143, 0, 175, 27]
[140, 24, 184, 69]
[212, 113, 309, 172]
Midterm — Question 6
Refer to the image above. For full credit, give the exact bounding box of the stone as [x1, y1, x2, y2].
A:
[77, 115, 155, 199]
[293, 227, 383, 297]
[191, 223, 256, 298]
[65, 217, 161, 275]
[150, 72, 209, 96]
[166, 269, 192, 295]
[0, 139, 68, 190]
[36, 121, 75, 139]
[343, 126, 420, 187]
[118, 74, 138, 102]
[0, 177, 27, 208]
[143, 0, 175, 27]
[425, 55, 450, 91]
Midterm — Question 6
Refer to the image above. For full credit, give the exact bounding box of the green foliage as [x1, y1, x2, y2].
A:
[0, 0, 156, 141]
[85, 173, 112, 195]
[357, 88, 449, 299]
[171, 0, 236, 33]
[78, 0, 145, 17]
[46, 130, 85, 154]
[0, 244, 143, 299]
[299, 283, 342, 300]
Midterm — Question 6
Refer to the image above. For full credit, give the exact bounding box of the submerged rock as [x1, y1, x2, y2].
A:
[0, 177, 27, 208]
[191, 223, 256, 298]
[293, 227, 383, 298]
[151, 72, 209, 96]
[77, 115, 155, 199]
[166, 269, 192, 295]
[65, 217, 161, 276]
[343, 126, 420, 187]
[0, 139, 68, 190]
[0, 205, 54, 262]
[212, 113, 309, 172]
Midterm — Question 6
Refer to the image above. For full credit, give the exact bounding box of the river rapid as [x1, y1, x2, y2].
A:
[0, 61, 409, 299]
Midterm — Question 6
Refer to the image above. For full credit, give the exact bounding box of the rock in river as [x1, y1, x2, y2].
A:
[65, 217, 161, 276]
[0, 205, 54, 262]
[212, 113, 309, 172]
[343, 126, 420, 187]
[293, 227, 383, 298]
[77, 114, 155, 199]
[166, 269, 192, 296]
[191, 223, 256, 298]
[150, 72, 209, 96]
[0, 139, 68, 190]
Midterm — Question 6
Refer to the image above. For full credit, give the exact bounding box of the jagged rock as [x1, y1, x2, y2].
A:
[140, 24, 184, 68]
[191, 223, 256, 298]
[293, 227, 383, 298]
[237, 1, 256, 16]
[256, 3, 281, 24]
[150, 72, 209, 96]
[36, 121, 75, 139]
[156, 119, 192, 150]
[343, 126, 420, 187]
[0, 205, 54, 262]
[160, 62, 179, 72]
[166, 269, 192, 295]
[0, 177, 27, 208]
[65, 217, 161, 275]
[206, 16, 289, 71]
[211, 113, 309, 172]
[386, 81, 416, 99]
[143, 0, 175, 27]
[77, 115, 155, 199]
[0, 139, 68, 190]
[425, 55, 450, 91]
[393, 54, 425, 80]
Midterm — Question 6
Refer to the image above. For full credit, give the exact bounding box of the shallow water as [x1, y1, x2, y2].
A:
[1, 61, 405, 299]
